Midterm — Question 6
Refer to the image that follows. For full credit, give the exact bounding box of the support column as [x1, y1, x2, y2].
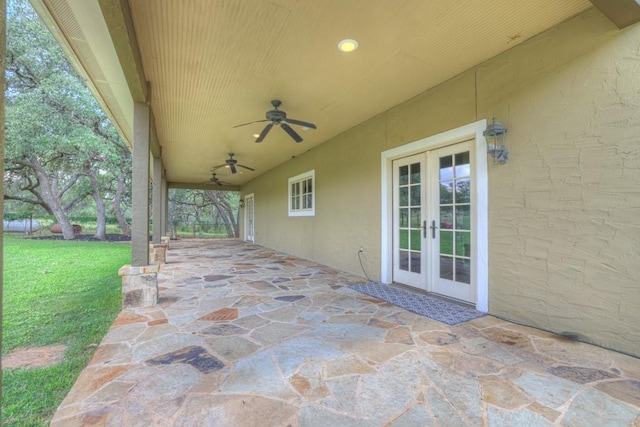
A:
[122, 102, 158, 307]
[150, 157, 167, 264]
[152, 157, 162, 244]
[161, 175, 168, 237]
[132, 103, 150, 266]
[161, 176, 170, 247]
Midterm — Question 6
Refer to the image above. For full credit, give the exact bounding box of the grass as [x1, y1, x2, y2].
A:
[2, 235, 131, 426]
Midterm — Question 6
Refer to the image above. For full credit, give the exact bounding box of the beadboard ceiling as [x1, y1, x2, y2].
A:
[30, 0, 593, 187]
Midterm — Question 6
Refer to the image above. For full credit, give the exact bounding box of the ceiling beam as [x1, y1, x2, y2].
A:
[589, 0, 640, 28]
[148, 88, 161, 159]
[168, 182, 241, 192]
[97, 0, 147, 102]
[98, 1, 161, 157]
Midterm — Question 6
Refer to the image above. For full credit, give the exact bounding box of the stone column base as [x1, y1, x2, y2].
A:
[150, 243, 168, 265]
[119, 264, 160, 308]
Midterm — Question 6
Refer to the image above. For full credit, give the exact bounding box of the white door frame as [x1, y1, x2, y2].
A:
[244, 193, 255, 242]
[381, 120, 488, 312]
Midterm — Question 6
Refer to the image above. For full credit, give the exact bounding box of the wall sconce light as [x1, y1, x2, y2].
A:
[239, 199, 245, 209]
[483, 115, 509, 164]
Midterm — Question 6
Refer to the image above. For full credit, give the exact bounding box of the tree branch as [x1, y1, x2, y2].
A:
[3, 193, 51, 213]
[63, 191, 90, 212]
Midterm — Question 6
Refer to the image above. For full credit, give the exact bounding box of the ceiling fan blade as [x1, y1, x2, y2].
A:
[229, 163, 237, 174]
[238, 164, 255, 172]
[212, 163, 227, 169]
[285, 118, 317, 129]
[281, 123, 303, 143]
[255, 123, 273, 143]
[233, 119, 269, 128]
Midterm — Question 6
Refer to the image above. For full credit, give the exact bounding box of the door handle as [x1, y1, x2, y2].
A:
[430, 220, 438, 239]
[422, 220, 427, 238]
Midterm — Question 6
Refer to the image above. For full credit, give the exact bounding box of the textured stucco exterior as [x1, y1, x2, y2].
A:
[242, 8, 640, 357]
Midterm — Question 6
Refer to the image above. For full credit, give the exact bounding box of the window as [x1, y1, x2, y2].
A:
[288, 170, 315, 216]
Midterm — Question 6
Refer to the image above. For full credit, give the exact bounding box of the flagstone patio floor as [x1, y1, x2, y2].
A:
[51, 239, 640, 426]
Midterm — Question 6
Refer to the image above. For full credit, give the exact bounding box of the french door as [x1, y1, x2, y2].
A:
[392, 141, 474, 303]
[244, 194, 254, 242]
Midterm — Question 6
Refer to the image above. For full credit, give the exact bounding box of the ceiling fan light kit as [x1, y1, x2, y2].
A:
[234, 99, 317, 143]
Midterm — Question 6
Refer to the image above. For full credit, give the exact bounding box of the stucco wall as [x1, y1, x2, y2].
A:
[242, 8, 640, 357]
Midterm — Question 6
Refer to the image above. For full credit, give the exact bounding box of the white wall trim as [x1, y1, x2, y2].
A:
[380, 119, 489, 312]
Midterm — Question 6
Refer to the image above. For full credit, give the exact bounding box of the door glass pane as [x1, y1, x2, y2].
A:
[410, 208, 420, 228]
[455, 258, 471, 284]
[399, 251, 409, 271]
[410, 230, 421, 251]
[439, 149, 472, 287]
[455, 205, 470, 230]
[411, 252, 421, 274]
[410, 185, 421, 206]
[455, 232, 471, 257]
[400, 229, 409, 250]
[399, 165, 408, 185]
[440, 181, 454, 204]
[440, 256, 453, 280]
[410, 163, 420, 183]
[440, 230, 453, 256]
[440, 206, 453, 229]
[439, 156, 453, 180]
[399, 187, 408, 207]
[399, 208, 408, 227]
[455, 152, 470, 177]
[455, 178, 470, 203]
[395, 158, 426, 281]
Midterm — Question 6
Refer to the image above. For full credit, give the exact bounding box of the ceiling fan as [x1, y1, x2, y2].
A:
[212, 153, 255, 174]
[233, 99, 317, 143]
[203, 173, 230, 186]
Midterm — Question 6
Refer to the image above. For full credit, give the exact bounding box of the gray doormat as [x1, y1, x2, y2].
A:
[348, 282, 485, 325]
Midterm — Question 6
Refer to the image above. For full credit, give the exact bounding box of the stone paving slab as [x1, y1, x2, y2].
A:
[52, 239, 640, 426]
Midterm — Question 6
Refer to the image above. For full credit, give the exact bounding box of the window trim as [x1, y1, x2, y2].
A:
[288, 170, 315, 217]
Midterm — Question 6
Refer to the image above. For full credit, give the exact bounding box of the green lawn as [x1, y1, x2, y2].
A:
[2, 235, 130, 426]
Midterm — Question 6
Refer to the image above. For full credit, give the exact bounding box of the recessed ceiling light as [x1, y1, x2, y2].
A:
[338, 39, 358, 52]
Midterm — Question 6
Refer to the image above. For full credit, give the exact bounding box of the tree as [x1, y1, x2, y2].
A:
[204, 190, 240, 237]
[168, 189, 240, 238]
[4, 0, 132, 239]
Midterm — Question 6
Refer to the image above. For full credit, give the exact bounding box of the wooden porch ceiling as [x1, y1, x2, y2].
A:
[29, 0, 620, 188]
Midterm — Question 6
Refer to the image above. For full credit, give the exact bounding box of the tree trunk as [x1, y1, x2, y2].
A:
[113, 174, 131, 236]
[205, 191, 237, 238]
[86, 165, 106, 240]
[29, 157, 76, 239]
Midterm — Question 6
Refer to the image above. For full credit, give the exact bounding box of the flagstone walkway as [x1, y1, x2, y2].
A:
[52, 239, 640, 426]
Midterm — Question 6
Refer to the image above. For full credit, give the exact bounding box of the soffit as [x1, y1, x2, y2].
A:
[29, 0, 134, 148]
[32, 0, 594, 187]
